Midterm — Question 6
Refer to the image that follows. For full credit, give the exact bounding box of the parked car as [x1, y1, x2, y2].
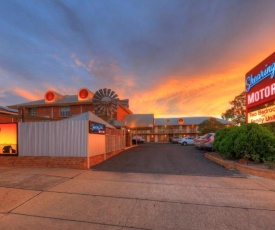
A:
[201, 133, 215, 151]
[194, 136, 204, 149]
[2, 145, 16, 154]
[170, 136, 180, 144]
[132, 136, 145, 144]
[178, 137, 195, 146]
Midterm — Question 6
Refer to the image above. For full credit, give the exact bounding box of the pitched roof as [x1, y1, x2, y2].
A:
[0, 106, 18, 115]
[155, 117, 232, 125]
[63, 111, 115, 128]
[123, 114, 154, 128]
[113, 120, 125, 127]
[9, 95, 92, 108]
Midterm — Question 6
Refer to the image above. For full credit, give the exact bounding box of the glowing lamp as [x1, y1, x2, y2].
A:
[45, 91, 54, 101]
[44, 90, 64, 103]
[78, 88, 94, 101]
[79, 89, 89, 99]
[178, 118, 184, 124]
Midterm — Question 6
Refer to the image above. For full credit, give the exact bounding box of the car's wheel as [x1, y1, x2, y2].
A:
[182, 142, 187, 146]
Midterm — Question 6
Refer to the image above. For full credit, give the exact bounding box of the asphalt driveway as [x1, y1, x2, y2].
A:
[93, 143, 241, 177]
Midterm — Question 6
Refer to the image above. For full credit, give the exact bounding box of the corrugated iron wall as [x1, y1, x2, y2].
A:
[18, 120, 88, 157]
[18, 120, 126, 158]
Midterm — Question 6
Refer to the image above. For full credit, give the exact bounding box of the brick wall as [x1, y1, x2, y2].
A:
[37, 107, 51, 118]
[0, 115, 18, 123]
[0, 149, 125, 169]
[21, 104, 96, 121]
[80, 105, 94, 113]
[70, 105, 82, 116]
[89, 149, 124, 167]
[0, 156, 88, 170]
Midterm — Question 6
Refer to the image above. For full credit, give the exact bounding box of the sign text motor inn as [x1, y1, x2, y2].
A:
[246, 52, 275, 124]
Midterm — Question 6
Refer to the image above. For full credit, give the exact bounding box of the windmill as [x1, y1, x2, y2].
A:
[93, 88, 119, 120]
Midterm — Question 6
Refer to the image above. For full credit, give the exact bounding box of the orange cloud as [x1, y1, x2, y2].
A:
[128, 71, 245, 118]
[13, 88, 43, 101]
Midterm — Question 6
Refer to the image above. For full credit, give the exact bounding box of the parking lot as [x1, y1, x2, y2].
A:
[93, 143, 241, 177]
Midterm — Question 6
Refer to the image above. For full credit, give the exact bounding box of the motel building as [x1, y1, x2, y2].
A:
[0, 87, 231, 169]
[123, 114, 231, 143]
[246, 52, 275, 125]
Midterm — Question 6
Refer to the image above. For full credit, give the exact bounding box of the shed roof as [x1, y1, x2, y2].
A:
[63, 111, 115, 129]
[123, 114, 154, 128]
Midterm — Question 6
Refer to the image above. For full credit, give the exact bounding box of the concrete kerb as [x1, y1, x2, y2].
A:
[205, 152, 275, 180]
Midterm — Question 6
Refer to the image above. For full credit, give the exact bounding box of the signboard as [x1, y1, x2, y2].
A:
[245, 52, 275, 109]
[0, 123, 18, 155]
[248, 104, 275, 124]
[89, 121, 106, 134]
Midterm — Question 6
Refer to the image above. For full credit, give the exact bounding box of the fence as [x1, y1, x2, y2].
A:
[16, 120, 126, 169]
[19, 120, 87, 157]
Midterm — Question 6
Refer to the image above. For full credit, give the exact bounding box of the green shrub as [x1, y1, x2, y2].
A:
[213, 128, 230, 152]
[233, 125, 253, 160]
[216, 126, 240, 159]
[219, 123, 275, 163]
[215, 123, 275, 163]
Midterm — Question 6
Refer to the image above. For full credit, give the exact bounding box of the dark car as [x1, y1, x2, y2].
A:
[2, 145, 16, 154]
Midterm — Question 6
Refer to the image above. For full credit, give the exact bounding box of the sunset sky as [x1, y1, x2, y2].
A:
[1, 0, 275, 118]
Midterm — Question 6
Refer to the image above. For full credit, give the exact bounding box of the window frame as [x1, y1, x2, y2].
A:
[27, 108, 37, 116]
[59, 106, 70, 117]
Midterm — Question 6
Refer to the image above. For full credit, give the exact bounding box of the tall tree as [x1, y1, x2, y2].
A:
[221, 91, 246, 125]
[198, 118, 224, 134]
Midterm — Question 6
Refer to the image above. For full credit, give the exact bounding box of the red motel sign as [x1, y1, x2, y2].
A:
[246, 52, 275, 124]
[245, 52, 275, 109]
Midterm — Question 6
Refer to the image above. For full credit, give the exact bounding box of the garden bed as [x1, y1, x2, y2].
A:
[205, 152, 275, 179]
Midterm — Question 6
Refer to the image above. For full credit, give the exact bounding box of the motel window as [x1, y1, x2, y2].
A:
[60, 106, 70, 117]
[28, 108, 37, 116]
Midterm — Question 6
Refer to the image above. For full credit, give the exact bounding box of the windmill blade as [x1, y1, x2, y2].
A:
[93, 91, 102, 101]
[111, 94, 118, 99]
[107, 89, 111, 97]
[103, 88, 107, 96]
[109, 90, 116, 98]
[99, 89, 105, 98]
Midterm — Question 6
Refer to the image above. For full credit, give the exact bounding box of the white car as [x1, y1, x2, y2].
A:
[194, 136, 204, 149]
[178, 137, 195, 146]
[132, 136, 145, 144]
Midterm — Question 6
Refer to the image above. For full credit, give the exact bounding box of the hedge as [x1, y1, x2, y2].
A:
[214, 123, 275, 163]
